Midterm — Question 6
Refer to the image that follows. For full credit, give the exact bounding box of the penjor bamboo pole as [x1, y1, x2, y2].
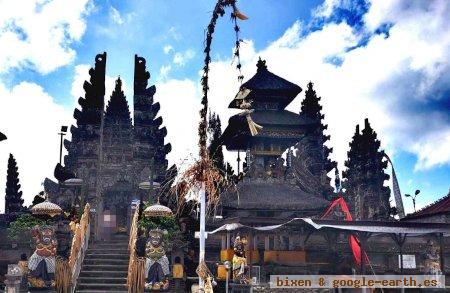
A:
[199, 182, 206, 289]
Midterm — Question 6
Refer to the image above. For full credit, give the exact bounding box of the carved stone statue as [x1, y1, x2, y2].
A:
[28, 226, 57, 288]
[232, 235, 249, 284]
[423, 240, 442, 275]
[145, 229, 170, 291]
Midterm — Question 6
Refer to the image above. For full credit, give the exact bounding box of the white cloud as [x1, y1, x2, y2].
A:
[158, 0, 450, 176]
[155, 79, 201, 169]
[158, 65, 172, 81]
[0, 0, 93, 74]
[167, 26, 181, 41]
[109, 6, 124, 25]
[173, 49, 195, 66]
[163, 45, 174, 54]
[412, 128, 450, 171]
[0, 82, 72, 212]
[108, 6, 135, 26]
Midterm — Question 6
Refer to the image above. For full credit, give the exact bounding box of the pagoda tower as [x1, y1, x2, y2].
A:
[4, 154, 24, 214]
[103, 77, 133, 174]
[220, 58, 330, 218]
[223, 58, 305, 172]
[343, 118, 391, 220]
[293, 82, 336, 199]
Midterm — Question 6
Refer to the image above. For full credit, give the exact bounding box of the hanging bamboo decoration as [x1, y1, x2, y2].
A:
[55, 256, 71, 293]
[68, 203, 90, 270]
[127, 210, 146, 293]
[175, 0, 247, 215]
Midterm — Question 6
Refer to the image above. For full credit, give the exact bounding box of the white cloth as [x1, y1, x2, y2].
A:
[28, 253, 55, 274]
[145, 255, 170, 277]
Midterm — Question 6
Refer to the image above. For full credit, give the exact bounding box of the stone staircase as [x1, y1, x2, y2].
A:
[76, 234, 129, 293]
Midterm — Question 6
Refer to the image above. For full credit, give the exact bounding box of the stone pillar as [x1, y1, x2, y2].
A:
[264, 236, 270, 251]
[5, 266, 22, 293]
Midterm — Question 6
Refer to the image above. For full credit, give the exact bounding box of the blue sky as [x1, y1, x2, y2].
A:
[0, 0, 448, 214]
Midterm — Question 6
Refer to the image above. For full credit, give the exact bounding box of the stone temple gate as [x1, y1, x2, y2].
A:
[44, 53, 173, 240]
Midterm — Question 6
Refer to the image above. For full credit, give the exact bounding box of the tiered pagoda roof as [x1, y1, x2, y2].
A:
[228, 58, 301, 109]
[105, 77, 132, 126]
[222, 58, 315, 152]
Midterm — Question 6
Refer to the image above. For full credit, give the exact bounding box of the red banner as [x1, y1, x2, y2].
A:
[321, 197, 368, 265]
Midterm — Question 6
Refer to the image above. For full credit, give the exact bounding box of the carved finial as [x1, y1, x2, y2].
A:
[256, 57, 267, 72]
[364, 118, 370, 129]
[115, 76, 122, 90]
[134, 55, 150, 95]
[307, 81, 314, 90]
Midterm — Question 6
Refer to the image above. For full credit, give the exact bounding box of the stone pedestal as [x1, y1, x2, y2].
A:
[5, 274, 22, 293]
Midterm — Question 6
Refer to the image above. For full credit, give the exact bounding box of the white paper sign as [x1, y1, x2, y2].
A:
[399, 255, 416, 269]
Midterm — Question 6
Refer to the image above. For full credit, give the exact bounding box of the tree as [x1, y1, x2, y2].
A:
[207, 112, 225, 173]
[5, 154, 24, 214]
[342, 118, 390, 220]
[292, 82, 336, 198]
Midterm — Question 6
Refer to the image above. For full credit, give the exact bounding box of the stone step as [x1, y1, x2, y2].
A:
[76, 290, 127, 293]
[90, 244, 128, 250]
[76, 283, 128, 291]
[85, 253, 129, 260]
[81, 264, 129, 271]
[78, 276, 127, 284]
[79, 270, 128, 278]
[86, 248, 129, 254]
[83, 258, 129, 266]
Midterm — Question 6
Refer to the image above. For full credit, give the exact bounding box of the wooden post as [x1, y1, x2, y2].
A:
[199, 183, 206, 289]
[439, 233, 445, 274]
[391, 233, 407, 274]
[248, 232, 253, 283]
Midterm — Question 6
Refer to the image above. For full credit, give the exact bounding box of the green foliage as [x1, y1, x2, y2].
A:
[7, 214, 49, 241]
[138, 215, 180, 242]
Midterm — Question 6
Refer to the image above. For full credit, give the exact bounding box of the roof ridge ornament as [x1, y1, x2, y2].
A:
[256, 57, 267, 72]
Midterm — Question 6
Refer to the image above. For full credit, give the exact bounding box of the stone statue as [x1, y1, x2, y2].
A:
[232, 235, 249, 284]
[28, 226, 57, 288]
[423, 240, 442, 275]
[145, 229, 170, 291]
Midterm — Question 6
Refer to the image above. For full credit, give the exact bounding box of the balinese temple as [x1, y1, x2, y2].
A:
[45, 53, 172, 239]
[219, 58, 331, 218]
[204, 59, 450, 285]
[206, 59, 335, 278]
